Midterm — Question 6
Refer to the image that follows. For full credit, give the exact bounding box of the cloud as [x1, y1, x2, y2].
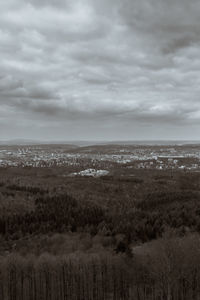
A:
[0, 0, 200, 140]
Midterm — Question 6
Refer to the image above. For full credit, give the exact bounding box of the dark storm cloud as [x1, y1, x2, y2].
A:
[0, 0, 200, 140]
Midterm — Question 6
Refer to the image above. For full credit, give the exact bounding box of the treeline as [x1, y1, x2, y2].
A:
[7, 184, 47, 195]
[1, 235, 200, 300]
[1, 189, 200, 243]
[131, 234, 200, 300]
[0, 170, 200, 245]
[0, 254, 129, 300]
[0, 194, 105, 238]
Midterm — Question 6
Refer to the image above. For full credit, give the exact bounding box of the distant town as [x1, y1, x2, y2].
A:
[0, 143, 200, 173]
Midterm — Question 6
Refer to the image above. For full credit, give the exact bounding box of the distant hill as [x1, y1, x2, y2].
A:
[0, 140, 79, 149]
[56, 140, 200, 146]
[0, 139, 200, 147]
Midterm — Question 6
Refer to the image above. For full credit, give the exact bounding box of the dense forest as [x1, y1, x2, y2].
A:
[1, 235, 200, 299]
[0, 167, 200, 244]
[0, 166, 200, 299]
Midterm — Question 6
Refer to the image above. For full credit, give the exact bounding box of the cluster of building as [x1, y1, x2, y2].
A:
[70, 169, 109, 177]
[135, 157, 200, 170]
[0, 145, 200, 171]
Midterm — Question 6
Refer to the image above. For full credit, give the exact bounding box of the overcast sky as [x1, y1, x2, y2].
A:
[0, 0, 200, 141]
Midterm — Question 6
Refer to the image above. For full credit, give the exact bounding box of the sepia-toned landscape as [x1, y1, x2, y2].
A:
[1, 0, 200, 298]
[0, 142, 200, 299]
